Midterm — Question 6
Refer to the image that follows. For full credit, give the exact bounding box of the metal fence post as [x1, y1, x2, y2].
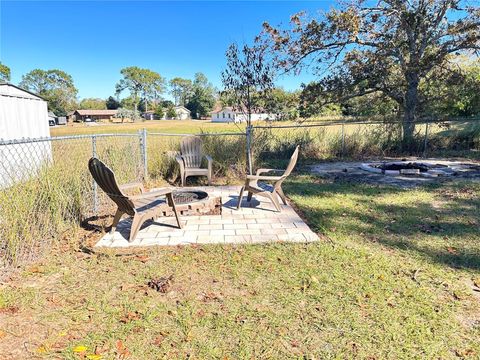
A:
[423, 121, 429, 158]
[140, 128, 148, 180]
[246, 125, 253, 175]
[91, 134, 98, 214]
[341, 121, 345, 158]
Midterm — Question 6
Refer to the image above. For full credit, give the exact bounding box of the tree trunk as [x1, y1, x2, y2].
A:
[402, 75, 419, 152]
[134, 101, 138, 122]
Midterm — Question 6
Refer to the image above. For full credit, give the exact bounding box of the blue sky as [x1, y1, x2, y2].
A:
[1, 1, 331, 100]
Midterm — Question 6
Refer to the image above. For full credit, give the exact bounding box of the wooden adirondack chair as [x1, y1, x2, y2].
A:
[88, 157, 182, 242]
[175, 136, 212, 187]
[237, 146, 300, 212]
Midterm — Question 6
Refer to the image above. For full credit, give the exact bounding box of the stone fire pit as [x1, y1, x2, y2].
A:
[360, 160, 480, 178]
[159, 190, 222, 217]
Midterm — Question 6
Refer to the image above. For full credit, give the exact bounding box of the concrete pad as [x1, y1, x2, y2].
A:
[94, 185, 319, 248]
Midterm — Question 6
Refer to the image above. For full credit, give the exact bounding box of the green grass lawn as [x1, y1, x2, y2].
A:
[50, 120, 246, 137]
[0, 177, 479, 359]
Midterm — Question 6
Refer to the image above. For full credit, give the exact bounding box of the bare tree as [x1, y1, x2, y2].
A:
[221, 42, 274, 173]
[221, 43, 274, 127]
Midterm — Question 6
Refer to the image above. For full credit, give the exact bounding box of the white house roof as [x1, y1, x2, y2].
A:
[0, 83, 45, 101]
[211, 106, 267, 114]
[175, 106, 190, 113]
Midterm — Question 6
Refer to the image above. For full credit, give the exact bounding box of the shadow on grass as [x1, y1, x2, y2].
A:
[285, 176, 480, 271]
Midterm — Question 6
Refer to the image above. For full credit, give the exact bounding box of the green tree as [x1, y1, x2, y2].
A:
[115, 66, 166, 115]
[219, 89, 236, 107]
[19, 69, 78, 115]
[166, 105, 177, 119]
[263, 88, 299, 121]
[262, 0, 480, 148]
[169, 77, 193, 106]
[298, 84, 342, 118]
[422, 57, 480, 117]
[154, 105, 164, 119]
[116, 108, 139, 123]
[106, 96, 120, 109]
[79, 98, 107, 110]
[186, 73, 217, 119]
[343, 93, 398, 117]
[160, 100, 175, 108]
[0, 63, 11, 82]
[120, 96, 136, 110]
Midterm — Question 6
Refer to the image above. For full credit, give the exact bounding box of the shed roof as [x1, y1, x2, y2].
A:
[0, 83, 45, 101]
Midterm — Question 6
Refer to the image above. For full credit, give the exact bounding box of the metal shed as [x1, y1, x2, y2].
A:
[0, 83, 52, 186]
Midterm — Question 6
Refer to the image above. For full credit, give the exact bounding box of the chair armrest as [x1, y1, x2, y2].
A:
[256, 168, 283, 176]
[204, 155, 213, 163]
[129, 188, 173, 200]
[246, 174, 283, 181]
[175, 155, 185, 171]
[119, 182, 144, 193]
[175, 155, 184, 164]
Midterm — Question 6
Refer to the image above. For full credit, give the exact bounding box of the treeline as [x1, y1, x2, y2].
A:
[1, 55, 478, 121]
[300, 56, 480, 120]
[221, 55, 480, 121]
[0, 64, 217, 119]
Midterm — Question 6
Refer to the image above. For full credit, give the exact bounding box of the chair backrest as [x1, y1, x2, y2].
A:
[281, 145, 300, 179]
[180, 136, 203, 168]
[88, 157, 135, 215]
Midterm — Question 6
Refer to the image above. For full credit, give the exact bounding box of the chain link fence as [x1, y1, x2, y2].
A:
[250, 118, 480, 169]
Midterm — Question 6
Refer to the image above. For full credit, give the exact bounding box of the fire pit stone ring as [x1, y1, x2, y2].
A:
[361, 161, 453, 177]
[172, 190, 209, 205]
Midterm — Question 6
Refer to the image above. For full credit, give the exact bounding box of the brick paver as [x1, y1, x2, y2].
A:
[94, 186, 319, 248]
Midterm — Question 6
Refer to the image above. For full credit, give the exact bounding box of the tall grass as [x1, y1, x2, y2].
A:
[147, 133, 247, 184]
[428, 121, 480, 152]
[250, 121, 458, 168]
[0, 164, 88, 270]
[0, 136, 142, 272]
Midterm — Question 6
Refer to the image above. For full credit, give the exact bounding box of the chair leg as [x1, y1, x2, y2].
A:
[167, 193, 182, 229]
[276, 186, 288, 205]
[181, 173, 186, 187]
[110, 209, 123, 234]
[129, 214, 145, 242]
[237, 186, 245, 210]
[247, 191, 253, 202]
[266, 192, 282, 212]
[207, 169, 212, 186]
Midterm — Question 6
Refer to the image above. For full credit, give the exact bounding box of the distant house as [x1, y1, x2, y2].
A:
[172, 106, 191, 120]
[211, 106, 276, 123]
[69, 109, 118, 122]
[143, 106, 191, 120]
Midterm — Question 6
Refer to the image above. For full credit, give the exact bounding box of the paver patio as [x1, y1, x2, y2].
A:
[95, 185, 318, 248]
